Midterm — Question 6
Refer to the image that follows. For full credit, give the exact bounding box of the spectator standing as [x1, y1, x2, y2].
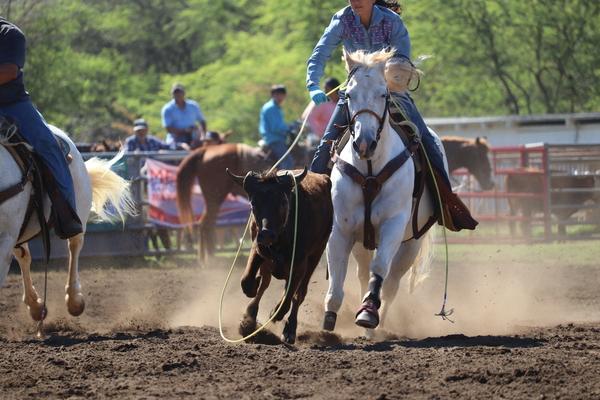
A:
[125, 118, 170, 152]
[161, 83, 206, 150]
[259, 84, 294, 169]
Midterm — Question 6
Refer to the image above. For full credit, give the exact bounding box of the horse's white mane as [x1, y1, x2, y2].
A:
[344, 49, 396, 70]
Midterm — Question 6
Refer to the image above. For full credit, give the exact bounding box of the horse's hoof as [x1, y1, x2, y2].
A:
[28, 303, 46, 322]
[323, 311, 337, 331]
[66, 293, 85, 317]
[355, 300, 379, 329]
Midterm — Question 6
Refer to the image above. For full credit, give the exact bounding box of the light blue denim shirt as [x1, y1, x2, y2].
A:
[306, 5, 410, 89]
[259, 99, 289, 145]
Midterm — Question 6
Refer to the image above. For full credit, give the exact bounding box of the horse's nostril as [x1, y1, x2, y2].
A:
[352, 140, 360, 153]
[369, 141, 377, 152]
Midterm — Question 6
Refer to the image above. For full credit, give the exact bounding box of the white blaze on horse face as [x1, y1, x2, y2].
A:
[347, 67, 388, 159]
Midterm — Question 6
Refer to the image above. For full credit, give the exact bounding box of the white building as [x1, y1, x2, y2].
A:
[426, 113, 600, 147]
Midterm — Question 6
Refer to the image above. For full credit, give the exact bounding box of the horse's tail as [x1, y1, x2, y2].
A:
[176, 148, 205, 230]
[408, 229, 435, 293]
[85, 151, 136, 222]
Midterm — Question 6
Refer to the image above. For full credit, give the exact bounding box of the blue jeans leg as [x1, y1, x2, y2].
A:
[0, 100, 77, 211]
[394, 93, 451, 188]
[269, 141, 294, 170]
[310, 95, 349, 174]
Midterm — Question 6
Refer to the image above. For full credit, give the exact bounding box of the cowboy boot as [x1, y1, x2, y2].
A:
[50, 190, 83, 239]
[38, 164, 83, 239]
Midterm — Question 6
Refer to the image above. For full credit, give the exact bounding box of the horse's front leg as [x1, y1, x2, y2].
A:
[323, 225, 354, 331]
[65, 233, 85, 316]
[356, 213, 409, 329]
[13, 244, 46, 321]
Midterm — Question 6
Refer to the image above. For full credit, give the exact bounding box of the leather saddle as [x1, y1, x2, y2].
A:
[0, 117, 72, 260]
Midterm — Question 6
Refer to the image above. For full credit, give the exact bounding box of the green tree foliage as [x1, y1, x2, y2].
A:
[2, 0, 599, 142]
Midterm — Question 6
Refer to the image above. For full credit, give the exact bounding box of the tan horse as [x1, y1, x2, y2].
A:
[176, 143, 270, 261]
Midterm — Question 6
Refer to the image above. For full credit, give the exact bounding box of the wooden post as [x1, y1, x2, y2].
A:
[542, 144, 552, 242]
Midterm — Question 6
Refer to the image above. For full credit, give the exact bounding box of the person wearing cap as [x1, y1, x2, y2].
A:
[125, 118, 170, 152]
[0, 17, 83, 239]
[203, 131, 223, 146]
[259, 84, 294, 169]
[161, 83, 206, 150]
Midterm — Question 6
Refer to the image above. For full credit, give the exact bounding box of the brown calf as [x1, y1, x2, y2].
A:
[227, 168, 333, 344]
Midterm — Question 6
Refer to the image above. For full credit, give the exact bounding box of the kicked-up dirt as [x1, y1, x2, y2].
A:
[0, 241, 599, 399]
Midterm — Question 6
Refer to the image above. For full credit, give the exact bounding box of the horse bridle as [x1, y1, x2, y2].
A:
[342, 67, 391, 143]
[345, 94, 390, 142]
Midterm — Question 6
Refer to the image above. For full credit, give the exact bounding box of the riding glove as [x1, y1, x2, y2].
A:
[308, 86, 328, 105]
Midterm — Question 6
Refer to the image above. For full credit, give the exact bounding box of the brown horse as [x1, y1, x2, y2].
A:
[176, 143, 271, 261]
[441, 136, 495, 190]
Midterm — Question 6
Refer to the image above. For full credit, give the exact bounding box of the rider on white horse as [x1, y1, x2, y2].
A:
[0, 17, 82, 239]
[307, 1, 476, 330]
[308, 1, 449, 187]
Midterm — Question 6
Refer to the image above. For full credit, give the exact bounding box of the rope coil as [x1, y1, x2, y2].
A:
[388, 95, 454, 323]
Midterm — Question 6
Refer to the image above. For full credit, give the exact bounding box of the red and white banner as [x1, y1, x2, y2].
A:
[145, 158, 250, 228]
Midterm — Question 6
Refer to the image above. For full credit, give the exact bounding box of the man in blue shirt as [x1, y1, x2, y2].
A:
[161, 83, 206, 150]
[125, 119, 170, 152]
[0, 17, 82, 239]
[259, 85, 294, 169]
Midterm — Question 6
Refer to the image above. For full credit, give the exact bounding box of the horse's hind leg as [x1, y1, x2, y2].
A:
[352, 244, 372, 303]
[380, 240, 421, 329]
[13, 244, 45, 321]
[65, 233, 85, 316]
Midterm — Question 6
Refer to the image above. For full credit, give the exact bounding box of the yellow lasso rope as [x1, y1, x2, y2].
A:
[218, 86, 342, 343]
[389, 95, 454, 322]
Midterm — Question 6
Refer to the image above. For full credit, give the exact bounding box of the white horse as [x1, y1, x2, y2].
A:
[0, 124, 135, 321]
[324, 49, 448, 334]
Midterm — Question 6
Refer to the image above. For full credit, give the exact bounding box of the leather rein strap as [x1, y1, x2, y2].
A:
[0, 146, 33, 205]
[335, 140, 419, 250]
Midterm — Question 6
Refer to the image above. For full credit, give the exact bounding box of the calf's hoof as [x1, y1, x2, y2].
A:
[282, 320, 297, 344]
[355, 300, 379, 329]
[323, 311, 337, 331]
[241, 276, 260, 298]
[239, 314, 258, 337]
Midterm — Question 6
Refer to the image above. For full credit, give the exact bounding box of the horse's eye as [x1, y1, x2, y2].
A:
[381, 94, 387, 98]
[345, 93, 351, 100]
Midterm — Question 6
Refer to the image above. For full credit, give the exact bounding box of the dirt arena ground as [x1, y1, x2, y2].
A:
[0, 240, 599, 399]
